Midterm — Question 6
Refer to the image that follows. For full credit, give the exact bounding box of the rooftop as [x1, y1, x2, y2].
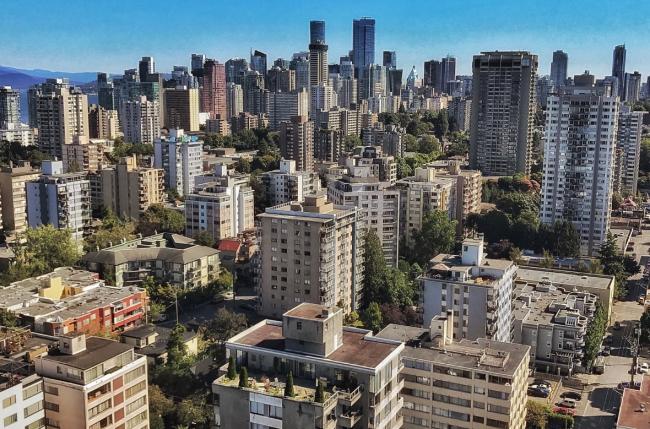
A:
[228, 320, 401, 370]
[516, 267, 614, 291]
[376, 324, 528, 376]
[512, 280, 596, 326]
[120, 324, 196, 357]
[617, 375, 650, 429]
[422, 253, 514, 286]
[41, 337, 133, 370]
[82, 232, 219, 266]
[284, 303, 339, 321]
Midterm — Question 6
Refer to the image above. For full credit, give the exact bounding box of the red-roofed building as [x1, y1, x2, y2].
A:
[617, 375, 650, 429]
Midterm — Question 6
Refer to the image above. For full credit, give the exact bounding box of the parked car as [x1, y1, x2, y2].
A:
[528, 387, 550, 398]
[561, 391, 583, 401]
[558, 398, 577, 408]
[639, 363, 649, 374]
[614, 321, 622, 330]
[640, 296, 646, 305]
[533, 379, 551, 388]
[601, 346, 611, 356]
[603, 335, 613, 345]
[553, 407, 576, 416]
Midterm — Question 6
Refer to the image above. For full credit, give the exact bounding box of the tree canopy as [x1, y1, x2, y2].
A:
[137, 204, 185, 236]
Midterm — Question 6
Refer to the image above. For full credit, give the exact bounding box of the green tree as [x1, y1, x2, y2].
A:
[417, 135, 441, 154]
[410, 210, 457, 266]
[526, 401, 550, 429]
[193, 230, 215, 247]
[550, 220, 581, 258]
[495, 192, 539, 219]
[214, 270, 234, 292]
[467, 210, 512, 245]
[361, 229, 388, 307]
[175, 394, 212, 428]
[148, 384, 173, 429]
[509, 247, 523, 265]
[206, 308, 248, 345]
[362, 302, 383, 333]
[239, 367, 249, 388]
[396, 157, 413, 179]
[84, 211, 136, 252]
[227, 355, 237, 379]
[403, 134, 418, 152]
[137, 204, 185, 236]
[344, 135, 362, 150]
[314, 379, 324, 403]
[0, 309, 18, 327]
[343, 311, 364, 328]
[166, 324, 187, 365]
[584, 303, 607, 365]
[540, 250, 554, 268]
[2, 226, 80, 283]
[284, 371, 295, 397]
[640, 308, 650, 343]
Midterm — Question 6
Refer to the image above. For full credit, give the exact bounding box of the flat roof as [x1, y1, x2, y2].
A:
[376, 324, 529, 376]
[284, 303, 339, 320]
[229, 321, 400, 370]
[42, 337, 133, 370]
[516, 267, 614, 291]
[617, 375, 650, 429]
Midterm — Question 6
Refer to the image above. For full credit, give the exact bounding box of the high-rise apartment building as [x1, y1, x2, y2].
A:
[615, 106, 646, 195]
[260, 159, 321, 206]
[291, 52, 310, 91]
[268, 89, 309, 131]
[256, 194, 364, 318]
[469, 51, 538, 176]
[225, 57, 248, 84]
[213, 303, 404, 429]
[309, 21, 328, 88]
[267, 67, 296, 93]
[226, 82, 244, 119]
[98, 155, 165, 220]
[377, 316, 530, 429]
[250, 50, 268, 83]
[0, 86, 20, 129]
[327, 173, 400, 266]
[541, 87, 619, 256]
[138, 56, 155, 82]
[352, 18, 375, 80]
[153, 129, 203, 196]
[315, 128, 346, 162]
[0, 371, 44, 429]
[164, 87, 200, 132]
[550, 50, 568, 87]
[121, 96, 160, 144]
[97, 72, 116, 110]
[420, 235, 516, 343]
[612, 44, 626, 98]
[423, 56, 456, 94]
[88, 105, 120, 139]
[279, 115, 314, 171]
[26, 160, 91, 243]
[201, 59, 227, 119]
[309, 83, 337, 113]
[35, 80, 89, 159]
[36, 335, 149, 429]
[62, 138, 106, 173]
[396, 167, 455, 241]
[448, 95, 472, 132]
[191, 53, 206, 76]
[0, 162, 40, 237]
[625, 71, 642, 103]
[383, 50, 397, 69]
[185, 165, 254, 243]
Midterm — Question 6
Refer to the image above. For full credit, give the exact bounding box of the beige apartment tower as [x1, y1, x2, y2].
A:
[98, 155, 164, 220]
[256, 194, 364, 318]
[0, 162, 40, 237]
[279, 115, 314, 172]
[164, 87, 200, 132]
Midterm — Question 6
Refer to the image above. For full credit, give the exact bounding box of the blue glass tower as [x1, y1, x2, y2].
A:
[352, 17, 375, 78]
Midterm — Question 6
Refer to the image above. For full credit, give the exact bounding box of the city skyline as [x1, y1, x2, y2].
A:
[1, 0, 649, 79]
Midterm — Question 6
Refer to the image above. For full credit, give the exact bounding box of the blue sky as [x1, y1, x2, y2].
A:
[2, 0, 649, 78]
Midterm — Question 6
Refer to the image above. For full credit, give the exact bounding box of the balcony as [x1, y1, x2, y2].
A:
[336, 385, 362, 407]
[338, 410, 362, 428]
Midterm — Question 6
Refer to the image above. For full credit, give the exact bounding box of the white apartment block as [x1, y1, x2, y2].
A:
[121, 96, 160, 144]
[327, 174, 400, 266]
[614, 106, 646, 195]
[309, 83, 338, 114]
[541, 88, 619, 256]
[260, 159, 321, 206]
[36, 335, 148, 429]
[26, 160, 91, 243]
[0, 373, 45, 429]
[420, 235, 516, 343]
[185, 165, 255, 243]
[256, 194, 364, 318]
[153, 129, 203, 196]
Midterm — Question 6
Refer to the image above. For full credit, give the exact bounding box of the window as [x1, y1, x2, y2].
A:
[3, 414, 17, 426]
[2, 394, 16, 408]
[44, 385, 59, 396]
[26, 418, 46, 429]
[296, 322, 302, 331]
[44, 401, 59, 412]
[88, 398, 111, 418]
[124, 365, 146, 384]
[125, 381, 146, 399]
[126, 410, 148, 429]
[126, 395, 147, 415]
[23, 382, 43, 400]
[24, 401, 43, 418]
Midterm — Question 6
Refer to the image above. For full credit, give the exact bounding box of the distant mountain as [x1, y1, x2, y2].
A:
[0, 71, 43, 89]
[0, 66, 97, 83]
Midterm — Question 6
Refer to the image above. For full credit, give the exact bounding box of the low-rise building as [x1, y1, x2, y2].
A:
[36, 334, 149, 429]
[212, 303, 404, 429]
[0, 267, 146, 336]
[377, 313, 530, 429]
[420, 235, 516, 343]
[513, 277, 599, 375]
[83, 232, 220, 290]
[120, 324, 198, 365]
[617, 374, 650, 429]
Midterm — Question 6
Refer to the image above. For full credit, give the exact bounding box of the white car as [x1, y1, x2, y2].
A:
[639, 363, 649, 374]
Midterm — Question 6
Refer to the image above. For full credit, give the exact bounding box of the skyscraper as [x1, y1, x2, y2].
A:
[309, 20, 325, 44]
[541, 87, 619, 256]
[97, 72, 115, 110]
[121, 96, 160, 144]
[624, 71, 642, 103]
[352, 17, 375, 78]
[383, 50, 397, 69]
[612, 44, 626, 98]
[138, 56, 155, 82]
[226, 82, 244, 119]
[615, 106, 645, 195]
[225, 57, 248, 84]
[469, 51, 538, 176]
[441, 55, 456, 93]
[550, 50, 568, 87]
[423, 59, 440, 88]
[164, 87, 200, 131]
[308, 20, 328, 87]
[250, 50, 268, 81]
[191, 53, 205, 76]
[0, 86, 20, 129]
[200, 59, 227, 119]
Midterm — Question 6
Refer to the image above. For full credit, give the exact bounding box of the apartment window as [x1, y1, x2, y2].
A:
[125, 395, 147, 415]
[24, 401, 43, 418]
[3, 414, 17, 426]
[124, 365, 146, 384]
[26, 419, 46, 429]
[2, 395, 16, 408]
[125, 381, 146, 399]
[125, 410, 148, 429]
[44, 401, 59, 412]
[296, 322, 302, 330]
[88, 398, 111, 418]
[23, 381, 43, 400]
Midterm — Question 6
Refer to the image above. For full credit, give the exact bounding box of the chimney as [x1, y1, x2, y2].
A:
[58, 334, 87, 355]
